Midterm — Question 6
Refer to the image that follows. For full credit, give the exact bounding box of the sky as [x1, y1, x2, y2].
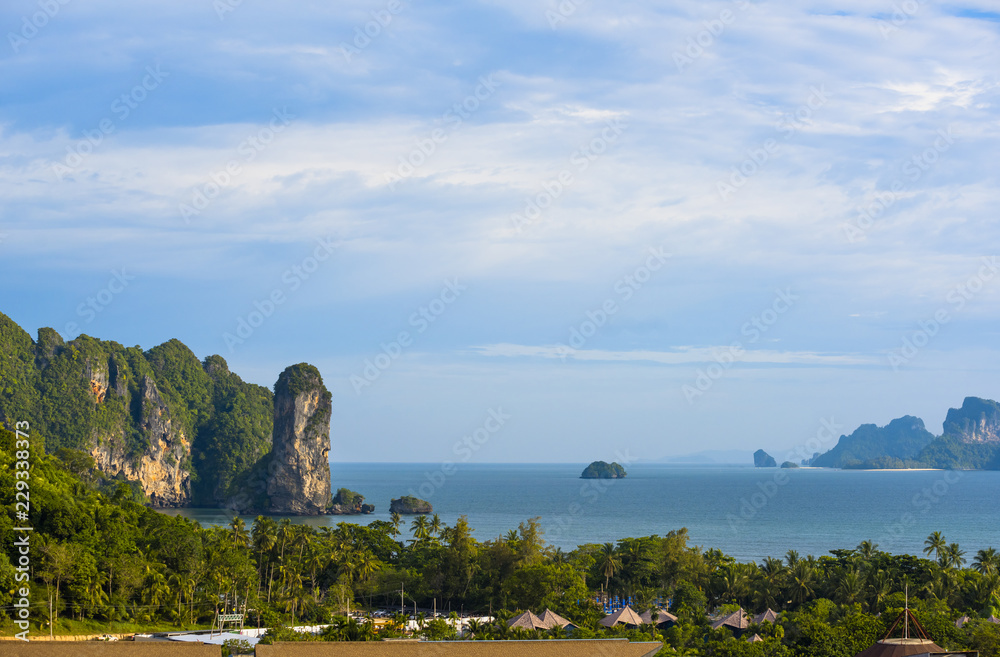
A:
[1, 0, 999, 464]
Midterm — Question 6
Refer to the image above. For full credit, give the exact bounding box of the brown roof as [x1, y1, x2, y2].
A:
[508, 611, 547, 630]
[955, 616, 970, 628]
[747, 634, 764, 643]
[537, 610, 576, 630]
[599, 606, 646, 628]
[711, 609, 749, 631]
[853, 638, 944, 657]
[638, 609, 677, 626]
[989, 616, 1000, 624]
[1, 642, 220, 656]
[753, 609, 779, 624]
[256, 639, 662, 657]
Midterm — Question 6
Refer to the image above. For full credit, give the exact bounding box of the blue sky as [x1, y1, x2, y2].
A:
[2, 0, 998, 463]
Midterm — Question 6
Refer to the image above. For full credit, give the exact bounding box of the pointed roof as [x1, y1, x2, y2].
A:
[538, 609, 577, 630]
[600, 606, 645, 628]
[508, 610, 546, 630]
[711, 608, 749, 631]
[639, 608, 678, 626]
[747, 634, 764, 643]
[753, 609, 779, 624]
[989, 616, 1000, 625]
[955, 615, 970, 628]
[852, 609, 943, 657]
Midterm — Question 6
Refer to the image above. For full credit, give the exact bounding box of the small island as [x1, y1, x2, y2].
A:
[780, 461, 800, 469]
[754, 449, 777, 467]
[390, 495, 432, 514]
[328, 488, 375, 515]
[581, 461, 628, 479]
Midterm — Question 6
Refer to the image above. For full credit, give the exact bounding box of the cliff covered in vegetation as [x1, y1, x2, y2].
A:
[0, 311, 331, 512]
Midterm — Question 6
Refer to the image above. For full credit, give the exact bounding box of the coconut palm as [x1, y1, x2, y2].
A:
[597, 542, 622, 593]
[973, 548, 999, 575]
[788, 560, 815, 605]
[411, 515, 431, 542]
[857, 540, 880, 560]
[836, 569, 865, 605]
[924, 531, 947, 561]
[430, 514, 443, 538]
[229, 516, 250, 548]
[390, 512, 402, 537]
[942, 543, 966, 569]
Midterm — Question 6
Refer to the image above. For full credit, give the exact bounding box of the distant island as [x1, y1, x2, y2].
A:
[329, 488, 374, 515]
[808, 397, 1000, 470]
[754, 449, 777, 467]
[390, 495, 432, 514]
[780, 461, 799, 469]
[581, 461, 627, 479]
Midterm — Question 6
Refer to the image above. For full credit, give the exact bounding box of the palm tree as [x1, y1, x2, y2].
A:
[868, 569, 893, 614]
[390, 512, 402, 537]
[411, 515, 431, 542]
[857, 540, 879, 560]
[429, 514, 443, 538]
[597, 543, 622, 593]
[942, 543, 966, 569]
[924, 532, 947, 561]
[973, 548, 999, 575]
[835, 569, 865, 605]
[785, 550, 800, 568]
[229, 516, 250, 548]
[788, 560, 815, 606]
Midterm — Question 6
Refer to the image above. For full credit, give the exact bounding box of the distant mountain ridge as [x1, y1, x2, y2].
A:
[812, 398, 1000, 470]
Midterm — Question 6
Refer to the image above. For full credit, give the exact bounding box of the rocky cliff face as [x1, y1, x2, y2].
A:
[265, 364, 332, 515]
[944, 397, 1000, 443]
[753, 449, 777, 467]
[90, 375, 192, 507]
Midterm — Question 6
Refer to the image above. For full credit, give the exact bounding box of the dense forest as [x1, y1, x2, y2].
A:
[2, 425, 999, 656]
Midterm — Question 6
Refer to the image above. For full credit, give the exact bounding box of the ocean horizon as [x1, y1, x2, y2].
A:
[164, 463, 1000, 563]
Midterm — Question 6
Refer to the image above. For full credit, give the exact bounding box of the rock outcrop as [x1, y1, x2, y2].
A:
[265, 364, 332, 515]
[943, 397, 1000, 443]
[580, 461, 627, 479]
[90, 375, 192, 507]
[753, 449, 777, 467]
[390, 495, 432, 514]
[329, 488, 374, 515]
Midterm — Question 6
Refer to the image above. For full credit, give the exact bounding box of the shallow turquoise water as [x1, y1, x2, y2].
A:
[164, 463, 1000, 562]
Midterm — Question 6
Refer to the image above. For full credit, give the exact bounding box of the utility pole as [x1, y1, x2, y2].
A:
[400, 583, 405, 614]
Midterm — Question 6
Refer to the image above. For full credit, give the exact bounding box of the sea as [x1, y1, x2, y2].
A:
[164, 463, 1000, 563]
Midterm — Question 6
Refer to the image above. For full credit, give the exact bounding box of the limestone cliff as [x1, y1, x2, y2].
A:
[265, 364, 332, 515]
[943, 397, 1000, 444]
[90, 375, 192, 507]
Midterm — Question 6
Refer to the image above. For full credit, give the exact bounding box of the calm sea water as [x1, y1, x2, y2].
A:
[165, 464, 1000, 563]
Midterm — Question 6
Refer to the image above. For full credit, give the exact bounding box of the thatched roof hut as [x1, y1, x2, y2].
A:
[753, 609, 779, 624]
[853, 608, 943, 657]
[747, 634, 764, 643]
[639, 608, 678, 628]
[955, 615, 970, 628]
[599, 606, 646, 628]
[509, 610, 547, 630]
[711, 608, 750, 631]
[538, 609, 577, 630]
